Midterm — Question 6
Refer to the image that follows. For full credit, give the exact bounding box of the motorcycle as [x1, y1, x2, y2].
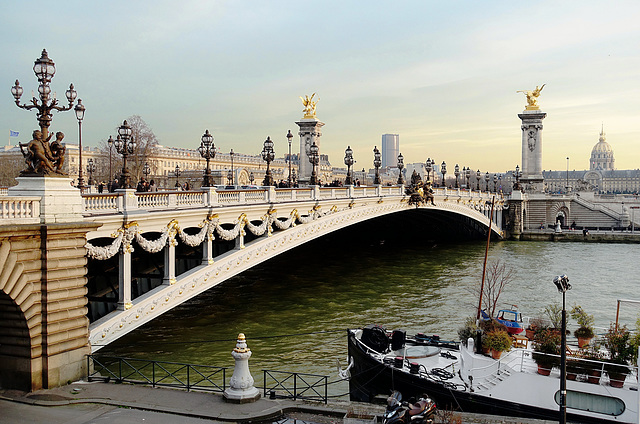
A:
[382, 390, 437, 424]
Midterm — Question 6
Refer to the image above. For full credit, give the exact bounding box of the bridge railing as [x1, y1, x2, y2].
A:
[263, 369, 328, 404]
[0, 196, 41, 223]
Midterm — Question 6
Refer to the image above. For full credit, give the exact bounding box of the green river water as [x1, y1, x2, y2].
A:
[98, 235, 640, 398]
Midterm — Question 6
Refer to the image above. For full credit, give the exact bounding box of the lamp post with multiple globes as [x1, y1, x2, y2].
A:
[197, 129, 215, 187]
[112, 120, 136, 189]
[397, 153, 404, 185]
[344, 146, 354, 185]
[261, 136, 275, 186]
[454, 164, 460, 188]
[286, 130, 293, 187]
[373, 146, 382, 185]
[86, 158, 95, 187]
[308, 141, 319, 185]
[440, 161, 447, 188]
[465, 167, 471, 189]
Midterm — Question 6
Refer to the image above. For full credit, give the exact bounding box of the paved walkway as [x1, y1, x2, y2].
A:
[0, 381, 554, 424]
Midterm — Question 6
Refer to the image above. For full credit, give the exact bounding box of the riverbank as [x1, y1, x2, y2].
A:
[0, 381, 555, 424]
[521, 229, 640, 242]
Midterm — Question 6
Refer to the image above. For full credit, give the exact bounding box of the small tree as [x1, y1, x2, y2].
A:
[474, 259, 515, 318]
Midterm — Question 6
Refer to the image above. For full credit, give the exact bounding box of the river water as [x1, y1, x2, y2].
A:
[99, 234, 640, 397]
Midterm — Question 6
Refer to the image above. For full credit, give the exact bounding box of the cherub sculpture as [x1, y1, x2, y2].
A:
[19, 129, 66, 175]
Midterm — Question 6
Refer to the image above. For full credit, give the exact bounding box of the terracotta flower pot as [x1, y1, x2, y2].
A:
[566, 372, 578, 381]
[577, 336, 592, 348]
[491, 349, 503, 360]
[525, 328, 535, 340]
[537, 364, 551, 376]
[587, 369, 601, 384]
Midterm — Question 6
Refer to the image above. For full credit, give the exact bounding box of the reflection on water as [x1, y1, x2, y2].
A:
[99, 233, 640, 397]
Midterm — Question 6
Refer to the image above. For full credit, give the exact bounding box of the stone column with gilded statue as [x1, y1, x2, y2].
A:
[224, 333, 260, 403]
[296, 93, 325, 186]
[517, 84, 546, 193]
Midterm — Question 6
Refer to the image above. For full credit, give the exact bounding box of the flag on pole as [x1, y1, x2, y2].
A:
[9, 130, 19, 137]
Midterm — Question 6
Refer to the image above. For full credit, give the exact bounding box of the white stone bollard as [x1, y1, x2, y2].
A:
[223, 333, 260, 403]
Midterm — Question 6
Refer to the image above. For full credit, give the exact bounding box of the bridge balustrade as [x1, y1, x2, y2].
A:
[0, 196, 41, 223]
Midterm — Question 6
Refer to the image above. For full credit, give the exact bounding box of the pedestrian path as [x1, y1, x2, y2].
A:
[0, 381, 554, 424]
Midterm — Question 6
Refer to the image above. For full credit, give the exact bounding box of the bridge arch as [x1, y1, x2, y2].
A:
[88, 196, 504, 350]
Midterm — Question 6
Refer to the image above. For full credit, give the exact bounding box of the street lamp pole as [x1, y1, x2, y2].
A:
[86, 158, 95, 187]
[75, 99, 86, 190]
[485, 172, 490, 192]
[261, 136, 275, 186]
[107, 136, 114, 189]
[566, 156, 570, 194]
[493, 174, 498, 192]
[397, 153, 405, 185]
[425, 158, 432, 183]
[112, 120, 136, 189]
[454, 164, 460, 188]
[287, 130, 293, 187]
[373, 146, 382, 185]
[197, 129, 215, 187]
[175, 164, 181, 188]
[142, 162, 151, 181]
[344, 146, 354, 185]
[465, 167, 471, 189]
[476, 169, 481, 191]
[553, 274, 571, 424]
[441, 161, 447, 188]
[308, 141, 319, 186]
[230, 149, 235, 186]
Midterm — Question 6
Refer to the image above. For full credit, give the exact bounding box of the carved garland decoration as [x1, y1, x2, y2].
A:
[85, 205, 342, 260]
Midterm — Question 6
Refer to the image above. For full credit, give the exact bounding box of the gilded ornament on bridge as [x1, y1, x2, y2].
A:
[517, 84, 545, 110]
[300, 93, 318, 119]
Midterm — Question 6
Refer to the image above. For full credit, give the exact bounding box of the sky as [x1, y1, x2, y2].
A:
[2, 1, 639, 173]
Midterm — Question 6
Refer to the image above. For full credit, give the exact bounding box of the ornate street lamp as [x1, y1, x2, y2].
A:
[485, 172, 490, 192]
[261, 136, 275, 186]
[454, 164, 460, 188]
[197, 129, 215, 187]
[493, 174, 498, 192]
[476, 169, 481, 191]
[553, 274, 571, 424]
[174, 164, 181, 188]
[249, 171, 255, 185]
[75, 99, 86, 189]
[373, 146, 382, 185]
[229, 149, 235, 186]
[441, 161, 447, 188]
[287, 130, 293, 187]
[425, 158, 432, 182]
[309, 141, 319, 185]
[11, 50, 79, 176]
[227, 169, 233, 185]
[112, 120, 136, 189]
[514, 165, 522, 190]
[344, 146, 354, 185]
[397, 152, 405, 185]
[142, 161, 151, 181]
[465, 166, 471, 189]
[86, 158, 95, 187]
[107, 135, 114, 188]
[292, 168, 297, 186]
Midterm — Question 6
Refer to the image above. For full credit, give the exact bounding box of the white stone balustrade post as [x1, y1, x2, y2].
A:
[118, 189, 139, 216]
[168, 193, 178, 209]
[312, 185, 320, 201]
[117, 229, 136, 311]
[347, 185, 354, 198]
[238, 191, 246, 203]
[266, 186, 277, 203]
[203, 187, 219, 207]
[223, 333, 260, 403]
[375, 184, 382, 197]
[163, 226, 178, 285]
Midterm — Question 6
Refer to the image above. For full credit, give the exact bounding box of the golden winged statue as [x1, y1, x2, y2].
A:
[517, 84, 545, 110]
[300, 93, 318, 119]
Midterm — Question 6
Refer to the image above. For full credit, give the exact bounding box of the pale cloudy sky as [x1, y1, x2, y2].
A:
[2, 1, 639, 172]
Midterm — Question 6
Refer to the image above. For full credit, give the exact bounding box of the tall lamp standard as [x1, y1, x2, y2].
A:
[397, 153, 405, 185]
[425, 158, 432, 182]
[454, 164, 460, 188]
[553, 274, 571, 424]
[74, 99, 86, 189]
[261, 136, 275, 186]
[112, 120, 135, 189]
[493, 174, 498, 192]
[566, 156, 570, 194]
[142, 162, 151, 181]
[441, 161, 447, 188]
[476, 169, 481, 191]
[197, 129, 215, 187]
[514, 165, 522, 190]
[465, 167, 471, 189]
[11, 49, 79, 173]
[249, 172, 255, 185]
[485, 172, 490, 192]
[344, 146, 354, 185]
[86, 158, 95, 187]
[308, 141, 319, 185]
[286, 130, 293, 187]
[229, 149, 235, 186]
[174, 164, 181, 188]
[107, 136, 114, 188]
[373, 146, 382, 185]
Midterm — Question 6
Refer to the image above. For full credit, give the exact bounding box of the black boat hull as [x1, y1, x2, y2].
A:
[347, 330, 616, 424]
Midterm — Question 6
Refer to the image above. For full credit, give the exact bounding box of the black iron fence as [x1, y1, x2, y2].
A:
[87, 355, 328, 403]
[263, 369, 328, 404]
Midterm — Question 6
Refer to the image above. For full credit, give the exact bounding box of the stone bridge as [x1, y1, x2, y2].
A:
[0, 178, 504, 390]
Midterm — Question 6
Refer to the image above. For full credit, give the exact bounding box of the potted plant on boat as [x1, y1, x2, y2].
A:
[525, 317, 546, 341]
[582, 343, 605, 384]
[532, 328, 561, 376]
[570, 305, 595, 348]
[479, 318, 508, 355]
[544, 303, 563, 335]
[565, 358, 585, 381]
[457, 316, 478, 347]
[603, 324, 633, 388]
[483, 329, 512, 360]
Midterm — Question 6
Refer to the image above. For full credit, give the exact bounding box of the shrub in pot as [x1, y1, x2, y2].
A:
[570, 305, 595, 348]
[457, 316, 478, 347]
[582, 344, 605, 384]
[484, 330, 512, 359]
[532, 328, 561, 375]
[603, 324, 633, 388]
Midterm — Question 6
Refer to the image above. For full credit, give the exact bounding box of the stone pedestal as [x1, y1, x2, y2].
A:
[224, 333, 260, 403]
[296, 119, 325, 185]
[518, 110, 546, 193]
[8, 176, 83, 223]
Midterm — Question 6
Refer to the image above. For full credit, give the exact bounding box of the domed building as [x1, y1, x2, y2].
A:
[590, 127, 615, 171]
